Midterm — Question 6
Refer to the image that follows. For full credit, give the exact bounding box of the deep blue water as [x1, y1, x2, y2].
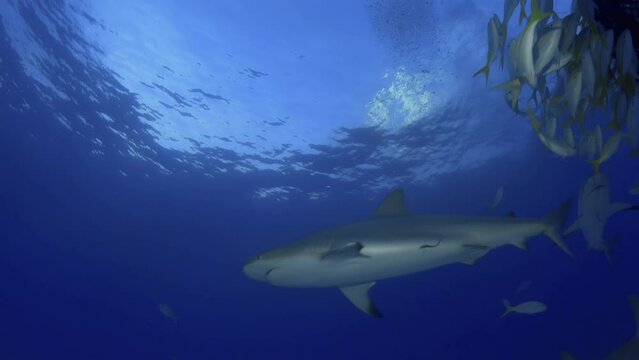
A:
[1, 1, 639, 359]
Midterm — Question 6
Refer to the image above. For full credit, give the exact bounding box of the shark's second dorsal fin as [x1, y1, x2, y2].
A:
[340, 282, 382, 318]
[373, 189, 410, 218]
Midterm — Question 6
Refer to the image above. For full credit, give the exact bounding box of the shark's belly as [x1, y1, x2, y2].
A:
[267, 243, 489, 288]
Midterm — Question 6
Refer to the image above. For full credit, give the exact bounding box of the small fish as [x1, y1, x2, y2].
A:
[581, 50, 596, 98]
[565, 66, 583, 118]
[616, 30, 638, 79]
[534, 28, 562, 75]
[591, 132, 621, 173]
[610, 91, 628, 130]
[501, 299, 547, 317]
[504, 0, 520, 28]
[528, 108, 576, 157]
[558, 13, 579, 53]
[158, 304, 178, 323]
[513, 1, 550, 88]
[474, 15, 504, 82]
[494, 78, 523, 112]
[490, 186, 504, 209]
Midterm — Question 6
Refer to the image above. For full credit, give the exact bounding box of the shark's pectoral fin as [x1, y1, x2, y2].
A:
[340, 282, 382, 318]
[460, 244, 490, 266]
[372, 189, 410, 218]
[564, 218, 582, 236]
[606, 202, 633, 218]
[321, 242, 369, 261]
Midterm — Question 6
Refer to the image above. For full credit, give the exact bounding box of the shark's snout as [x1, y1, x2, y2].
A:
[243, 256, 270, 282]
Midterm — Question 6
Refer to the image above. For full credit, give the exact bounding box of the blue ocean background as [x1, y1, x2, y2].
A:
[1, 0, 638, 359]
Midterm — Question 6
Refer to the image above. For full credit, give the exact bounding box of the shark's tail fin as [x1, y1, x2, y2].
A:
[501, 299, 514, 318]
[543, 200, 574, 258]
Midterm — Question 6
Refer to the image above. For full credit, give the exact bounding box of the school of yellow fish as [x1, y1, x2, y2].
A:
[476, 0, 638, 358]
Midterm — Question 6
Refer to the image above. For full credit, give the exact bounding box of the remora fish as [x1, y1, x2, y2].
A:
[244, 190, 572, 317]
[501, 299, 547, 317]
[565, 173, 631, 260]
[563, 295, 639, 360]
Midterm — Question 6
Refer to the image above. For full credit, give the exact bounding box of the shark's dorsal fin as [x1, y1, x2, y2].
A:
[321, 242, 369, 261]
[373, 189, 410, 218]
[628, 294, 639, 338]
[340, 282, 382, 318]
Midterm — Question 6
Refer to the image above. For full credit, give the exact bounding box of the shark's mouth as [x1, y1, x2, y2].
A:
[265, 267, 277, 280]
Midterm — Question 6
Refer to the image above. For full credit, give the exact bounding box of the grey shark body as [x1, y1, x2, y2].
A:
[244, 190, 571, 317]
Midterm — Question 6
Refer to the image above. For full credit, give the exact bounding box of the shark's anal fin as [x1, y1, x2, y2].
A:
[340, 282, 383, 318]
[321, 242, 369, 261]
[372, 189, 410, 218]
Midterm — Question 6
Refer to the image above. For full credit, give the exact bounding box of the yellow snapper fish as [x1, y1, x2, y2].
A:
[528, 107, 577, 157]
[564, 66, 583, 118]
[581, 50, 596, 99]
[503, 0, 520, 28]
[512, 0, 551, 88]
[591, 132, 621, 173]
[558, 13, 579, 53]
[474, 15, 506, 82]
[533, 27, 562, 75]
[615, 29, 638, 95]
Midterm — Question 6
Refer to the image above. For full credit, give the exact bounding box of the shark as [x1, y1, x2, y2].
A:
[564, 173, 632, 261]
[243, 189, 572, 317]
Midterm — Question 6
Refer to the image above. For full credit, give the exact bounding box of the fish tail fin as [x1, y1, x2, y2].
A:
[589, 159, 602, 173]
[543, 200, 574, 257]
[529, 0, 551, 25]
[501, 299, 513, 317]
[526, 105, 542, 134]
[473, 64, 490, 83]
[519, 4, 527, 24]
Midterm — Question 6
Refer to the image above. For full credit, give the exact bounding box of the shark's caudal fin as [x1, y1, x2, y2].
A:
[543, 200, 574, 257]
[501, 299, 514, 318]
[340, 282, 383, 318]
